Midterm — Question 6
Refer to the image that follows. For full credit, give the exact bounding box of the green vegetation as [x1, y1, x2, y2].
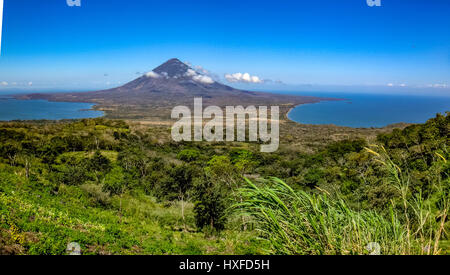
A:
[235, 178, 406, 255]
[0, 113, 448, 255]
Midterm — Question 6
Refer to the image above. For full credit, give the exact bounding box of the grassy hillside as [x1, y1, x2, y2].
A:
[0, 113, 448, 254]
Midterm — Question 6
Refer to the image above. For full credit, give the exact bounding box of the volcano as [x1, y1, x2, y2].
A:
[116, 58, 251, 98]
[18, 58, 329, 120]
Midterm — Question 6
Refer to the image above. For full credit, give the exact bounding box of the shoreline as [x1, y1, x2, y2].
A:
[4, 91, 340, 123]
[0, 96, 412, 130]
[3, 92, 419, 131]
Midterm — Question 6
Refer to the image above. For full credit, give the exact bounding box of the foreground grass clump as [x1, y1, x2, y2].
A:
[237, 145, 449, 256]
[236, 177, 407, 255]
[365, 145, 449, 255]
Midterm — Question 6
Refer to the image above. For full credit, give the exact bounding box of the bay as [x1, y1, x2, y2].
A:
[0, 97, 103, 121]
[286, 92, 450, 128]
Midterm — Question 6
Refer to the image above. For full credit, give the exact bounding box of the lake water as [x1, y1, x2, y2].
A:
[0, 96, 103, 121]
[0, 91, 448, 127]
[286, 92, 450, 128]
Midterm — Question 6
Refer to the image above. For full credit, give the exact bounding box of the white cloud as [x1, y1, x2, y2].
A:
[193, 75, 214, 84]
[194, 65, 210, 75]
[225, 73, 263, 84]
[185, 69, 197, 77]
[428, 83, 448, 88]
[1, 81, 8, 86]
[183, 67, 215, 84]
[145, 71, 161, 78]
[386, 83, 408, 87]
[28, 82, 33, 86]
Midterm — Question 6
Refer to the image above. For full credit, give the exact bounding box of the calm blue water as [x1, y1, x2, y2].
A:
[0, 91, 448, 126]
[286, 92, 450, 128]
[0, 97, 103, 121]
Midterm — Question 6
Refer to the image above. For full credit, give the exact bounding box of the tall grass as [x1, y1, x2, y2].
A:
[365, 145, 449, 255]
[234, 177, 406, 255]
[234, 146, 449, 255]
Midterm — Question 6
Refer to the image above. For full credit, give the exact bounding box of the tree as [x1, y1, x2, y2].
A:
[177, 149, 201, 162]
[230, 149, 259, 174]
[303, 168, 324, 188]
[205, 155, 249, 230]
[88, 151, 111, 182]
[54, 156, 91, 186]
[205, 155, 240, 188]
[167, 165, 200, 230]
[193, 176, 227, 232]
[103, 166, 128, 222]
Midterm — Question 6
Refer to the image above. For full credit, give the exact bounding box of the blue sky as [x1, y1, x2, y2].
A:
[0, 0, 449, 95]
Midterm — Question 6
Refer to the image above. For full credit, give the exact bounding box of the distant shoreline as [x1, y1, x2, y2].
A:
[7, 87, 347, 123]
[285, 106, 297, 121]
[12, 87, 336, 121]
